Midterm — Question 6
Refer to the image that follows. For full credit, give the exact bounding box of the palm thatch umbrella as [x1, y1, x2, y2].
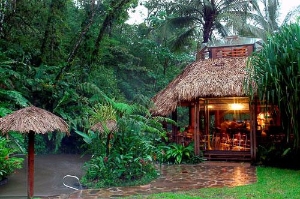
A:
[0, 106, 69, 198]
[91, 119, 117, 156]
[90, 119, 117, 133]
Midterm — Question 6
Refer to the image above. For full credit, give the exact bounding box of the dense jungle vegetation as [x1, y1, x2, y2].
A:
[1, 0, 299, 187]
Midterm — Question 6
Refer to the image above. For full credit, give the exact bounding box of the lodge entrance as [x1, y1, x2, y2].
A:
[170, 97, 254, 161]
[199, 97, 251, 152]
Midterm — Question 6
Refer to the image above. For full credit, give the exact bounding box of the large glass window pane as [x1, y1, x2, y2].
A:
[202, 97, 250, 151]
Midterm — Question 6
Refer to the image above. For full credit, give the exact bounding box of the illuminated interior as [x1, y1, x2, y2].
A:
[199, 97, 251, 151]
[175, 98, 282, 153]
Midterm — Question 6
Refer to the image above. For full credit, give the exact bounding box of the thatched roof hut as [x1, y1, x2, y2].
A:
[151, 57, 248, 116]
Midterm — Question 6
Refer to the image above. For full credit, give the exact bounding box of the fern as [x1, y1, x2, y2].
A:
[78, 82, 112, 104]
[0, 89, 30, 107]
[54, 89, 80, 111]
[111, 101, 134, 115]
[0, 105, 12, 117]
[90, 104, 116, 124]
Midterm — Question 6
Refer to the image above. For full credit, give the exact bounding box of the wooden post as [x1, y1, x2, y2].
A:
[205, 100, 211, 150]
[194, 101, 200, 155]
[250, 97, 258, 163]
[27, 131, 35, 198]
[189, 104, 196, 135]
[172, 109, 178, 142]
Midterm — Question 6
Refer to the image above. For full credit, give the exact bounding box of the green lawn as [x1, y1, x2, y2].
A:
[136, 166, 300, 199]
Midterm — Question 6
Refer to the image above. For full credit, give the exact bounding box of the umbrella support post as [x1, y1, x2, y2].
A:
[27, 131, 35, 198]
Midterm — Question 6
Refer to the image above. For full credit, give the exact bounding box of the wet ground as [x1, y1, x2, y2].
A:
[0, 155, 257, 199]
[0, 154, 90, 198]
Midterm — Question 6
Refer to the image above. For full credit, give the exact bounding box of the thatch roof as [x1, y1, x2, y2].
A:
[151, 57, 248, 116]
[0, 106, 69, 135]
[91, 119, 117, 133]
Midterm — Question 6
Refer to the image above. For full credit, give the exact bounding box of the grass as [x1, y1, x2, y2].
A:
[133, 166, 300, 199]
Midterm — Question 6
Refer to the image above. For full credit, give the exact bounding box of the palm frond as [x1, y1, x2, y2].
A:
[266, 0, 280, 30]
[172, 27, 196, 52]
[170, 2, 202, 17]
[169, 16, 198, 28]
[281, 5, 300, 25]
[215, 21, 228, 37]
[244, 24, 269, 41]
[218, 0, 250, 13]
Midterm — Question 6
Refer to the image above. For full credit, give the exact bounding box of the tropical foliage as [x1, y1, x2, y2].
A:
[165, 143, 201, 164]
[245, 23, 300, 150]
[0, 0, 299, 187]
[79, 101, 170, 187]
[0, 136, 24, 180]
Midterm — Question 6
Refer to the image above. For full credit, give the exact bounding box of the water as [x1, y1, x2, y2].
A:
[0, 154, 90, 198]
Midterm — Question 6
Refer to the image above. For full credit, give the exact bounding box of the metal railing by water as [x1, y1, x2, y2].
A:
[63, 175, 82, 190]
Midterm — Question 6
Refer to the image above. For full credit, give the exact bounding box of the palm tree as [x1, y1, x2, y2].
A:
[166, 0, 251, 46]
[234, 0, 300, 41]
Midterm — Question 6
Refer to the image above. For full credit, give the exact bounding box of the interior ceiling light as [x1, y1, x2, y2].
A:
[230, 103, 244, 110]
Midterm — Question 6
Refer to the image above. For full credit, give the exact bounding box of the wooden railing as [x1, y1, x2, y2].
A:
[216, 47, 248, 58]
[196, 45, 251, 60]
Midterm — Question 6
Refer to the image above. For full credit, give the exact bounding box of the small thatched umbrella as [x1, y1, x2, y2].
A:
[91, 119, 117, 156]
[90, 119, 117, 133]
[0, 106, 69, 198]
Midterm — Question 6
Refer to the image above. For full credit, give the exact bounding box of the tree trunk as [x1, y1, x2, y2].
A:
[56, 0, 96, 80]
[91, 0, 132, 63]
[202, 1, 216, 43]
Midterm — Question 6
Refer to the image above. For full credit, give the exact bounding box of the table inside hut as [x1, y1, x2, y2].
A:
[226, 126, 250, 150]
[175, 131, 193, 146]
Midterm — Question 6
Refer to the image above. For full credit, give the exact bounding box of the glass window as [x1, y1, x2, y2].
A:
[200, 97, 250, 151]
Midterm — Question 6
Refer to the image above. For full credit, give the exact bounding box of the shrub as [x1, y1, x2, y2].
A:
[81, 153, 158, 188]
[257, 143, 300, 169]
[0, 136, 24, 181]
[80, 102, 168, 188]
[165, 142, 204, 164]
